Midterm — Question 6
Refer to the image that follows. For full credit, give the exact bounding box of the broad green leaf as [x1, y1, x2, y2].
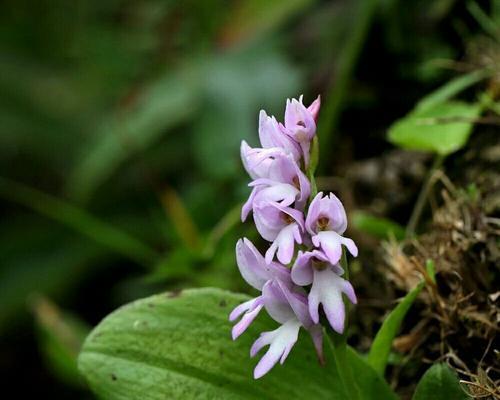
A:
[351, 211, 405, 240]
[388, 101, 481, 156]
[78, 288, 397, 400]
[367, 282, 425, 375]
[416, 70, 489, 111]
[413, 364, 468, 400]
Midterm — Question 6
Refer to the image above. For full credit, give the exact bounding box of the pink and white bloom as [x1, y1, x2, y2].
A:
[229, 238, 290, 339]
[240, 145, 311, 209]
[250, 280, 323, 379]
[253, 201, 304, 265]
[259, 110, 301, 161]
[284, 95, 320, 166]
[292, 250, 356, 333]
[305, 192, 358, 265]
[232, 95, 358, 379]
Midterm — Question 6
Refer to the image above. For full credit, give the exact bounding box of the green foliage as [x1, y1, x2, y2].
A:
[0, 177, 158, 266]
[367, 282, 425, 376]
[425, 259, 437, 284]
[413, 364, 468, 400]
[388, 101, 481, 156]
[351, 211, 405, 240]
[0, 224, 106, 333]
[33, 297, 90, 388]
[415, 70, 489, 111]
[220, 0, 316, 46]
[67, 68, 200, 202]
[79, 288, 397, 400]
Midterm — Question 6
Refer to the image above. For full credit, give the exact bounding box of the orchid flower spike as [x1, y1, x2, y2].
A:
[233, 95, 357, 379]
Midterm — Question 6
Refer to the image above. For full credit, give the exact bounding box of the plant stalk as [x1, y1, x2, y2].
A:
[329, 251, 361, 400]
[406, 155, 444, 237]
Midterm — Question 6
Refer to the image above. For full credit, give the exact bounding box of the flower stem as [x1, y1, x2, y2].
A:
[405, 154, 444, 237]
[331, 333, 362, 400]
[329, 251, 361, 400]
[307, 136, 319, 199]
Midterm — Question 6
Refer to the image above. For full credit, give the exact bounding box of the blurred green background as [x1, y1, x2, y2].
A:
[0, 0, 497, 398]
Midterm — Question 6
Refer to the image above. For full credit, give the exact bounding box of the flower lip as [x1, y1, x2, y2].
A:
[311, 256, 329, 271]
[281, 212, 295, 224]
[316, 216, 330, 231]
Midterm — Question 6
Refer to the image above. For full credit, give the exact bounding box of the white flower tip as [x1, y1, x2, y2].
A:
[333, 324, 344, 334]
[253, 368, 265, 379]
[231, 326, 241, 340]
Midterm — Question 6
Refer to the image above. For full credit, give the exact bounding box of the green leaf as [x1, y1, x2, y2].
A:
[416, 70, 489, 112]
[79, 288, 397, 400]
[413, 364, 468, 400]
[425, 259, 437, 284]
[367, 282, 425, 375]
[388, 101, 482, 156]
[351, 211, 405, 240]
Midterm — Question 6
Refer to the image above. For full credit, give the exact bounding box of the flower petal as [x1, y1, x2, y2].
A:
[291, 251, 314, 286]
[231, 302, 264, 340]
[265, 223, 300, 265]
[236, 238, 291, 289]
[262, 281, 295, 324]
[308, 267, 356, 333]
[259, 110, 301, 160]
[251, 319, 301, 379]
[305, 192, 323, 235]
[314, 231, 343, 265]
